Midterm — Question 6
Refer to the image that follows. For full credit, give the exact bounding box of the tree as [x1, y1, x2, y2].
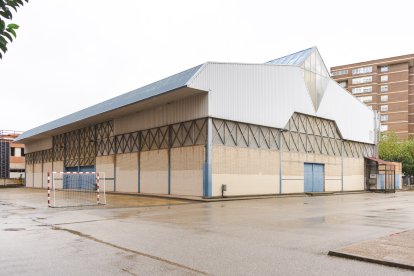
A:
[379, 132, 414, 176]
[0, 0, 28, 59]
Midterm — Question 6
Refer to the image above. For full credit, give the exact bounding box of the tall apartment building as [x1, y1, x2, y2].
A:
[331, 54, 414, 140]
[0, 130, 25, 179]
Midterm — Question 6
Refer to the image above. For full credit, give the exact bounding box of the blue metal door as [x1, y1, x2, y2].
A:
[312, 164, 324, 192]
[304, 163, 324, 192]
[304, 163, 313, 192]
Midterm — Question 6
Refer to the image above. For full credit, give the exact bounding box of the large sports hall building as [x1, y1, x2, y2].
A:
[17, 47, 378, 198]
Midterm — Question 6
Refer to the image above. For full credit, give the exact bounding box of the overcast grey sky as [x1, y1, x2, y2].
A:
[1, 0, 413, 131]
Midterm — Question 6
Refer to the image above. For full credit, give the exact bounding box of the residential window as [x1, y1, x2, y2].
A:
[331, 69, 348, 76]
[380, 85, 388, 92]
[380, 105, 388, 112]
[352, 86, 372, 94]
[380, 66, 388, 72]
[10, 147, 15, 156]
[352, 66, 372, 75]
[21, 148, 25, 156]
[338, 81, 347, 88]
[381, 95, 388, 102]
[380, 115, 388, 122]
[357, 96, 372, 103]
[380, 125, 388, 131]
[352, 76, 372, 85]
[380, 75, 388, 82]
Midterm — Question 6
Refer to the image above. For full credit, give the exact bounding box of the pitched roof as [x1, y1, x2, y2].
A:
[266, 47, 315, 65]
[17, 64, 203, 141]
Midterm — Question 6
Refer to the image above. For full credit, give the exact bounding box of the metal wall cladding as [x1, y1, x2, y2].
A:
[317, 80, 375, 144]
[25, 137, 52, 154]
[114, 94, 208, 135]
[189, 63, 315, 131]
[189, 63, 375, 144]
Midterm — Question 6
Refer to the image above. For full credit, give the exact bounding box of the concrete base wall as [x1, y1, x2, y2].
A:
[116, 153, 139, 193]
[171, 146, 204, 196]
[281, 152, 343, 193]
[33, 163, 42, 188]
[96, 155, 115, 192]
[54, 161, 64, 174]
[25, 164, 33, 187]
[343, 157, 364, 191]
[140, 150, 169, 194]
[212, 145, 279, 197]
[212, 146, 364, 196]
[42, 162, 52, 188]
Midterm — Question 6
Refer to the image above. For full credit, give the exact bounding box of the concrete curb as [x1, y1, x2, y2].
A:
[328, 250, 414, 271]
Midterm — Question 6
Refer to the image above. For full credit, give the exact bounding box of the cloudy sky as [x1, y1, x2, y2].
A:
[1, 0, 412, 131]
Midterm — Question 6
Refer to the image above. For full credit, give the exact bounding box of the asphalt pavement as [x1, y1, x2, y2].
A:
[1, 188, 414, 275]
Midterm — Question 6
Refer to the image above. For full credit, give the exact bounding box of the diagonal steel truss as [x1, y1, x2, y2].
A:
[26, 119, 207, 165]
[25, 114, 374, 166]
[212, 113, 375, 158]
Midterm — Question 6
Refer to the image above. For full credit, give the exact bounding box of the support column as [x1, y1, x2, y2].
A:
[113, 136, 117, 192]
[279, 130, 285, 194]
[138, 132, 141, 193]
[341, 140, 344, 192]
[168, 126, 172, 195]
[203, 118, 212, 197]
[113, 153, 117, 192]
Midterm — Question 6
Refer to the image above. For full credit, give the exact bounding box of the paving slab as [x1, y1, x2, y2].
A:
[329, 230, 414, 270]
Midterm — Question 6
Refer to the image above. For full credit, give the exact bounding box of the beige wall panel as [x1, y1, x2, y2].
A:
[343, 158, 364, 191]
[25, 164, 34, 187]
[114, 94, 208, 135]
[344, 175, 364, 191]
[212, 145, 279, 197]
[171, 146, 204, 196]
[282, 178, 304, 193]
[140, 150, 168, 194]
[325, 180, 342, 192]
[25, 138, 52, 153]
[33, 163, 43, 188]
[282, 152, 342, 192]
[53, 161, 64, 173]
[282, 152, 303, 177]
[42, 162, 53, 189]
[212, 174, 278, 196]
[116, 153, 138, 193]
[96, 155, 115, 192]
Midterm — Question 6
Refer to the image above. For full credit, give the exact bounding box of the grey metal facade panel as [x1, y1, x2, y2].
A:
[113, 94, 208, 135]
[266, 47, 314, 65]
[188, 62, 376, 144]
[17, 64, 204, 141]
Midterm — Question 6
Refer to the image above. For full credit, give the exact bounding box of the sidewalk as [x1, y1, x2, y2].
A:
[329, 230, 414, 270]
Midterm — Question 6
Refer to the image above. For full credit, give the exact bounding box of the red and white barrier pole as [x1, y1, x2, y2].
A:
[96, 172, 100, 204]
[47, 172, 51, 207]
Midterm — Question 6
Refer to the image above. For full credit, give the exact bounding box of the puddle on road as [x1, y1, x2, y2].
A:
[3, 228, 25, 231]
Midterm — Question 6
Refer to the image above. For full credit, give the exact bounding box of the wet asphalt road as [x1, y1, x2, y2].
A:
[0, 188, 414, 275]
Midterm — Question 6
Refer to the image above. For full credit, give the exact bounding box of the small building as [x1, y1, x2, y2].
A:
[0, 130, 25, 182]
[17, 47, 377, 197]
